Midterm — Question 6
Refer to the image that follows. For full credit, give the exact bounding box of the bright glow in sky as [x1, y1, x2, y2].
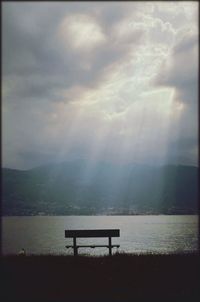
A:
[59, 14, 106, 52]
[2, 1, 198, 169]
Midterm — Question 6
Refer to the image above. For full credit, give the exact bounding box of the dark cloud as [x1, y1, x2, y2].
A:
[154, 32, 198, 103]
[153, 30, 198, 166]
[3, 2, 143, 104]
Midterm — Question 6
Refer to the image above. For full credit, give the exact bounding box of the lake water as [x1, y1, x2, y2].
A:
[2, 215, 198, 255]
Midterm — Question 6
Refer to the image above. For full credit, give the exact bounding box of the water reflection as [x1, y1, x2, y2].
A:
[2, 215, 198, 255]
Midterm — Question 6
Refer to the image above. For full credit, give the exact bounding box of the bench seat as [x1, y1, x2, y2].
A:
[65, 229, 120, 256]
[65, 244, 120, 249]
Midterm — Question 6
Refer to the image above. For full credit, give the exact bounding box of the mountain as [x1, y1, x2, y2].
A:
[2, 161, 198, 215]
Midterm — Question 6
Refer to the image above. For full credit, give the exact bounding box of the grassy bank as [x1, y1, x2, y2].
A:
[1, 253, 200, 302]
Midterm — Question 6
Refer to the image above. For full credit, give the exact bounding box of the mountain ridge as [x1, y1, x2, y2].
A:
[2, 161, 198, 215]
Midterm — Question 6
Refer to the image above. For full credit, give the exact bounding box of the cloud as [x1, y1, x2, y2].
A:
[58, 14, 106, 52]
[2, 2, 198, 169]
[153, 27, 198, 166]
[2, 2, 143, 105]
[155, 31, 198, 93]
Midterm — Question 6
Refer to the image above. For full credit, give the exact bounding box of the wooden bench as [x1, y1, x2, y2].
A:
[65, 229, 120, 256]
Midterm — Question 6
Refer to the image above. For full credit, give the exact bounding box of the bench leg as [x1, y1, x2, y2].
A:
[108, 237, 112, 256]
[73, 237, 78, 256]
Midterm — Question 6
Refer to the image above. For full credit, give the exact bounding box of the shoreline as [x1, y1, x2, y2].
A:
[2, 213, 198, 217]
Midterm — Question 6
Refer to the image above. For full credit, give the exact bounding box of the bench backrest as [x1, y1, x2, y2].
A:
[65, 229, 120, 238]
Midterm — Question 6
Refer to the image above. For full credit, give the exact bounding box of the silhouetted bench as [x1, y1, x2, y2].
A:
[65, 229, 120, 256]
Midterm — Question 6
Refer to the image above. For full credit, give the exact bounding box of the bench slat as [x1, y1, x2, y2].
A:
[65, 244, 120, 248]
[65, 229, 120, 238]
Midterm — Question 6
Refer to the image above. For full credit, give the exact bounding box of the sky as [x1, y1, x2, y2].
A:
[2, 1, 198, 170]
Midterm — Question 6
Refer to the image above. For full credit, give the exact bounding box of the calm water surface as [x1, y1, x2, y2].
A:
[2, 215, 198, 255]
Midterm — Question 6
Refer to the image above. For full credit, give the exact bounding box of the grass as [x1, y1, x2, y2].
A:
[1, 253, 200, 302]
